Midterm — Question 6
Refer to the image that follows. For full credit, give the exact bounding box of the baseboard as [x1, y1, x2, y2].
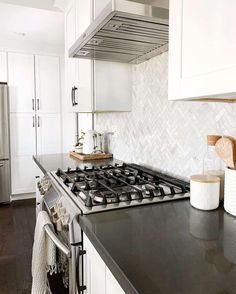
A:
[11, 193, 36, 201]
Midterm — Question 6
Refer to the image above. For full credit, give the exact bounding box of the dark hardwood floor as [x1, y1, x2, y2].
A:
[0, 199, 36, 294]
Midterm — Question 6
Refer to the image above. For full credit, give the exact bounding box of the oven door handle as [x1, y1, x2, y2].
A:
[44, 224, 71, 258]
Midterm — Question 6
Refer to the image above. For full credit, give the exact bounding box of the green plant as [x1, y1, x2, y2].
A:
[75, 132, 85, 147]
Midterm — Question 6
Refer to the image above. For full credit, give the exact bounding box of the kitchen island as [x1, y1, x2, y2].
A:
[34, 154, 236, 294]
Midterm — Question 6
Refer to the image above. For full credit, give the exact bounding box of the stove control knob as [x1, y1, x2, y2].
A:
[56, 219, 62, 232]
[52, 212, 59, 223]
[61, 213, 70, 226]
[57, 202, 63, 209]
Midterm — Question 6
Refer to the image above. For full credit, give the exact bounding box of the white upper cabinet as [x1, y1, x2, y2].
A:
[8, 52, 35, 113]
[35, 55, 61, 113]
[76, 0, 91, 38]
[94, 0, 110, 18]
[77, 59, 93, 112]
[65, 0, 132, 113]
[75, 0, 93, 113]
[169, 0, 236, 101]
[65, 1, 76, 50]
[0, 52, 7, 82]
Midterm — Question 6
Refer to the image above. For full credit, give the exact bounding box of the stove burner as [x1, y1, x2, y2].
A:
[55, 163, 190, 210]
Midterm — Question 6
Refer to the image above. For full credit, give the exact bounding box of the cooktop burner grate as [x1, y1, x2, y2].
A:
[55, 163, 190, 208]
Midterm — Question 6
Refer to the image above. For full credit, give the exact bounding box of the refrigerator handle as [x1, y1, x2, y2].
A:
[32, 99, 35, 110]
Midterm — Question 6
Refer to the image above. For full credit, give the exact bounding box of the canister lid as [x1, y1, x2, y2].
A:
[207, 135, 221, 146]
[190, 175, 220, 183]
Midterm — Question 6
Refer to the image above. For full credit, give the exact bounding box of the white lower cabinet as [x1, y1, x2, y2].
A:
[10, 112, 61, 194]
[11, 155, 38, 195]
[10, 113, 37, 194]
[84, 234, 125, 294]
[106, 268, 125, 294]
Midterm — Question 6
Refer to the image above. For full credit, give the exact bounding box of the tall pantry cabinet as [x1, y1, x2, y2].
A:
[8, 52, 61, 195]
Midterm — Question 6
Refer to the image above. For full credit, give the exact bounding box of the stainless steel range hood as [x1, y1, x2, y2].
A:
[69, 0, 169, 64]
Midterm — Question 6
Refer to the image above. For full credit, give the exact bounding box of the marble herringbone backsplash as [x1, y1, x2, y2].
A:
[95, 52, 236, 179]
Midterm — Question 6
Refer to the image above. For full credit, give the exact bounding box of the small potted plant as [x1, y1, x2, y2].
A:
[74, 132, 85, 153]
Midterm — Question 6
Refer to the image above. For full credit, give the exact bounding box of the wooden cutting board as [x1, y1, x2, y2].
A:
[70, 151, 113, 161]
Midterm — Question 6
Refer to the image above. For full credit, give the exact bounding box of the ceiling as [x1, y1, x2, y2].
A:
[0, 2, 64, 48]
[0, 0, 65, 11]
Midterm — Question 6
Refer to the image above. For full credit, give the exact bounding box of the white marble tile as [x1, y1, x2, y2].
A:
[95, 52, 236, 179]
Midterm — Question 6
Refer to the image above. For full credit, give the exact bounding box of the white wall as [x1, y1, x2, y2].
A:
[95, 51, 236, 179]
[0, 38, 64, 56]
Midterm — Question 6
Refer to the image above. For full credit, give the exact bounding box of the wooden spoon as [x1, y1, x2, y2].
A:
[215, 137, 236, 169]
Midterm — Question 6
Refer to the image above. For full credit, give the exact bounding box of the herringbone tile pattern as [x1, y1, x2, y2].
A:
[95, 52, 236, 179]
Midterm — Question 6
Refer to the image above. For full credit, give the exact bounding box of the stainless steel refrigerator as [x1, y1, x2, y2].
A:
[0, 83, 10, 203]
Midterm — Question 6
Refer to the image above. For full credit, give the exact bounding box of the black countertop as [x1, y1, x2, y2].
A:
[34, 154, 236, 294]
[33, 153, 121, 174]
[79, 201, 236, 294]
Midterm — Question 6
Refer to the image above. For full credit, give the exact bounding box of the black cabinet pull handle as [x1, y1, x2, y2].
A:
[71, 87, 75, 106]
[33, 116, 35, 127]
[37, 99, 40, 110]
[32, 99, 35, 110]
[37, 116, 40, 127]
[74, 86, 78, 106]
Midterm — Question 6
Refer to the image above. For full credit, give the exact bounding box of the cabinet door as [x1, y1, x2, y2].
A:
[94, 0, 110, 18]
[10, 113, 36, 194]
[36, 113, 61, 155]
[84, 235, 106, 294]
[106, 268, 125, 294]
[65, 0, 76, 50]
[76, 0, 93, 113]
[169, 0, 236, 100]
[61, 112, 76, 152]
[0, 51, 7, 82]
[76, 0, 91, 38]
[77, 60, 93, 112]
[65, 0, 79, 112]
[8, 53, 35, 113]
[65, 57, 78, 113]
[35, 55, 61, 113]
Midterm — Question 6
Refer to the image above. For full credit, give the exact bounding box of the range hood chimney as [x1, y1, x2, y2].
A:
[69, 0, 169, 64]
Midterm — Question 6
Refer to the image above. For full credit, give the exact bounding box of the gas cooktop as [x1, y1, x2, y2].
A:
[50, 163, 190, 214]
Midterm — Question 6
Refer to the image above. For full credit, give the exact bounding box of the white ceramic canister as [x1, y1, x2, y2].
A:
[224, 167, 236, 216]
[190, 175, 220, 210]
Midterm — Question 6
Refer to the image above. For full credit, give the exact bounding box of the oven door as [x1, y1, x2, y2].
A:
[42, 181, 85, 294]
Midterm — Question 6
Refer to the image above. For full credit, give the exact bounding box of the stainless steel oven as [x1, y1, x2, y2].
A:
[37, 174, 86, 294]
